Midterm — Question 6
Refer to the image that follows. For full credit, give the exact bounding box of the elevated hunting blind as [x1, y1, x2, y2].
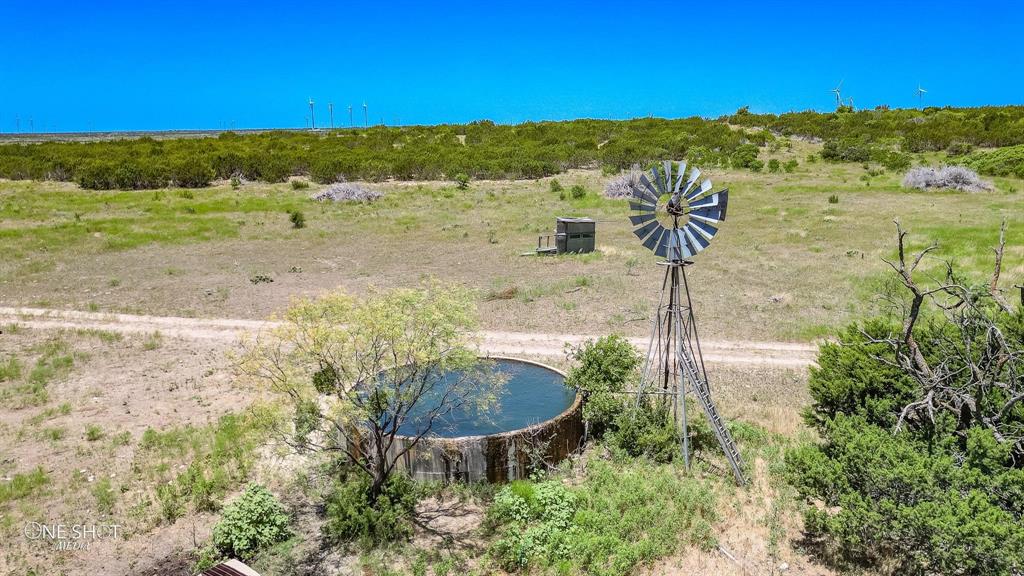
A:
[536, 217, 595, 254]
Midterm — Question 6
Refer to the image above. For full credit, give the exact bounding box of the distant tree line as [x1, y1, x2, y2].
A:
[0, 118, 752, 190]
[1, 106, 1023, 190]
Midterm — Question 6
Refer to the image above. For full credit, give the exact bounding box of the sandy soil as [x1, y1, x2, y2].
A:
[0, 306, 818, 368]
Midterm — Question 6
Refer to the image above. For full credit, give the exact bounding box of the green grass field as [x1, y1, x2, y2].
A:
[1, 140, 1021, 341]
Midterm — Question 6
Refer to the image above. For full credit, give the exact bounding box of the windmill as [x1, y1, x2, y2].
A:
[916, 84, 927, 109]
[628, 160, 744, 484]
[348, 105, 353, 127]
[328, 102, 335, 129]
[362, 102, 368, 127]
[831, 80, 843, 108]
[308, 98, 316, 130]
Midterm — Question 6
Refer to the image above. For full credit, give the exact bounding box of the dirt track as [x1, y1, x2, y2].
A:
[0, 306, 818, 367]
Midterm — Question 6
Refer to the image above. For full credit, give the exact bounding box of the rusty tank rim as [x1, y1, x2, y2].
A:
[393, 354, 581, 443]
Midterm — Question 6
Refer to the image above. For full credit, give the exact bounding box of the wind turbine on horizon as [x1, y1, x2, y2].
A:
[328, 102, 334, 129]
[362, 102, 368, 127]
[348, 105, 353, 127]
[831, 80, 844, 108]
[916, 84, 927, 109]
[308, 98, 316, 130]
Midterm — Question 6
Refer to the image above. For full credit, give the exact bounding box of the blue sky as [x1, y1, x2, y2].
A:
[1, 0, 1021, 132]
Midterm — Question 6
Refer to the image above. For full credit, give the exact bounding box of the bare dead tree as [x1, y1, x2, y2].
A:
[870, 219, 1023, 461]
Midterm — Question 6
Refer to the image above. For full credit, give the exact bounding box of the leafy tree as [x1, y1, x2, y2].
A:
[241, 284, 503, 502]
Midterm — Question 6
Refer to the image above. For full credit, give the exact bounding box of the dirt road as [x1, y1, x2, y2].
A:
[0, 306, 818, 367]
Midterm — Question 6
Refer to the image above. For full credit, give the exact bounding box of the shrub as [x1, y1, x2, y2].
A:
[749, 159, 764, 172]
[323, 472, 419, 548]
[608, 403, 679, 462]
[564, 335, 640, 437]
[961, 144, 1024, 178]
[549, 179, 563, 193]
[788, 315, 1024, 575]
[310, 182, 383, 203]
[85, 425, 104, 441]
[288, 210, 305, 229]
[169, 156, 215, 188]
[947, 141, 974, 156]
[828, 194, 839, 204]
[454, 172, 470, 189]
[783, 159, 798, 173]
[767, 158, 781, 173]
[230, 176, 241, 189]
[603, 167, 641, 198]
[76, 161, 118, 190]
[902, 165, 993, 192]
[211, 484, 290, 561]
[570, 184, 587, 199]
[290, 179, 309, 190]
[487, 460, 717, 575]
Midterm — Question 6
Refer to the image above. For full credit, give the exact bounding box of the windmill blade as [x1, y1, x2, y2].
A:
[637, 174, 659, 202]
[662, 160, 673, 193]
[650, 165, 666, 195]
[687, 219, 718, 240]
[629, 212, 657, 226]
[644, 225, 669, 253]
[629, 200, 656, 212]
[688, 191, 725, 210]
[681, 167, 702, 196]
[668, 228, 695, 259]
[689, 192, 729, 222]
[673, 161, 687, 193]
[634, 221, 663, 243]
[685, 178, 713, 201]
[684, 225, 710, 253]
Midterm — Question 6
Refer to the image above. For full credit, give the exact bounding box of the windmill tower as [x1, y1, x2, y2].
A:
[308, 98, 316, 130]
[328, 102, 335, 129]
[628, 161, 744, 485]
[916, 85, 927, 109]
[831, 80, 843, 108]
[362, 102, 368, 127]
[348, 105, 353, 127]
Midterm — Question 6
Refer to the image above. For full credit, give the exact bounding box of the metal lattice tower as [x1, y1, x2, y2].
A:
[628, 160, 744, 485]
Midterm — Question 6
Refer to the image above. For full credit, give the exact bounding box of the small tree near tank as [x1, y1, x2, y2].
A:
[241, 283, 503, 502]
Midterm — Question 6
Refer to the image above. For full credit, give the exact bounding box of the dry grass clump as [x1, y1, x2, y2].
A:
[604, 166, 643, 198]
[311, 182, 383, 203]
[902, 165, 993, 193]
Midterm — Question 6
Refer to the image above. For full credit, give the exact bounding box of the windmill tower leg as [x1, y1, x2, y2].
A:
[637, 258, 745, 485]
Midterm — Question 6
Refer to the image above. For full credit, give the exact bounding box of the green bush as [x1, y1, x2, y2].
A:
[169, 156, 215, 188]
[570, 184, 587, 199]
[564, 335, 640, 437]
[787, 314, 1024, 575]
[608, 403, 679, 463]
[290, 179, 309, 190]
[288, 210, 305, 229]
[549, 179, 563, 193]
[323, 472, 419, 548]
[211, 484, 291, 561]
[487, 460, 717, 575]
[767, 158, 781, 173]
[962, 144, 1024, 178]
[454, 172, 470, 189]
[783, 159, 798, 173]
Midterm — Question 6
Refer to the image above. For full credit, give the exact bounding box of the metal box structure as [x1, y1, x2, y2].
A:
[556, 218, 596, 253]
[536, 217, 596, 255]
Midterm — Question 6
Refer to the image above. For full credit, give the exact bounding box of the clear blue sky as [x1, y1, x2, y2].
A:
[1, 0, 1021, 132]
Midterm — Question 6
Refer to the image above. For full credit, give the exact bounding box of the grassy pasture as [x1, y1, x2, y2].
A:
[1, 140, 1022, 341]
